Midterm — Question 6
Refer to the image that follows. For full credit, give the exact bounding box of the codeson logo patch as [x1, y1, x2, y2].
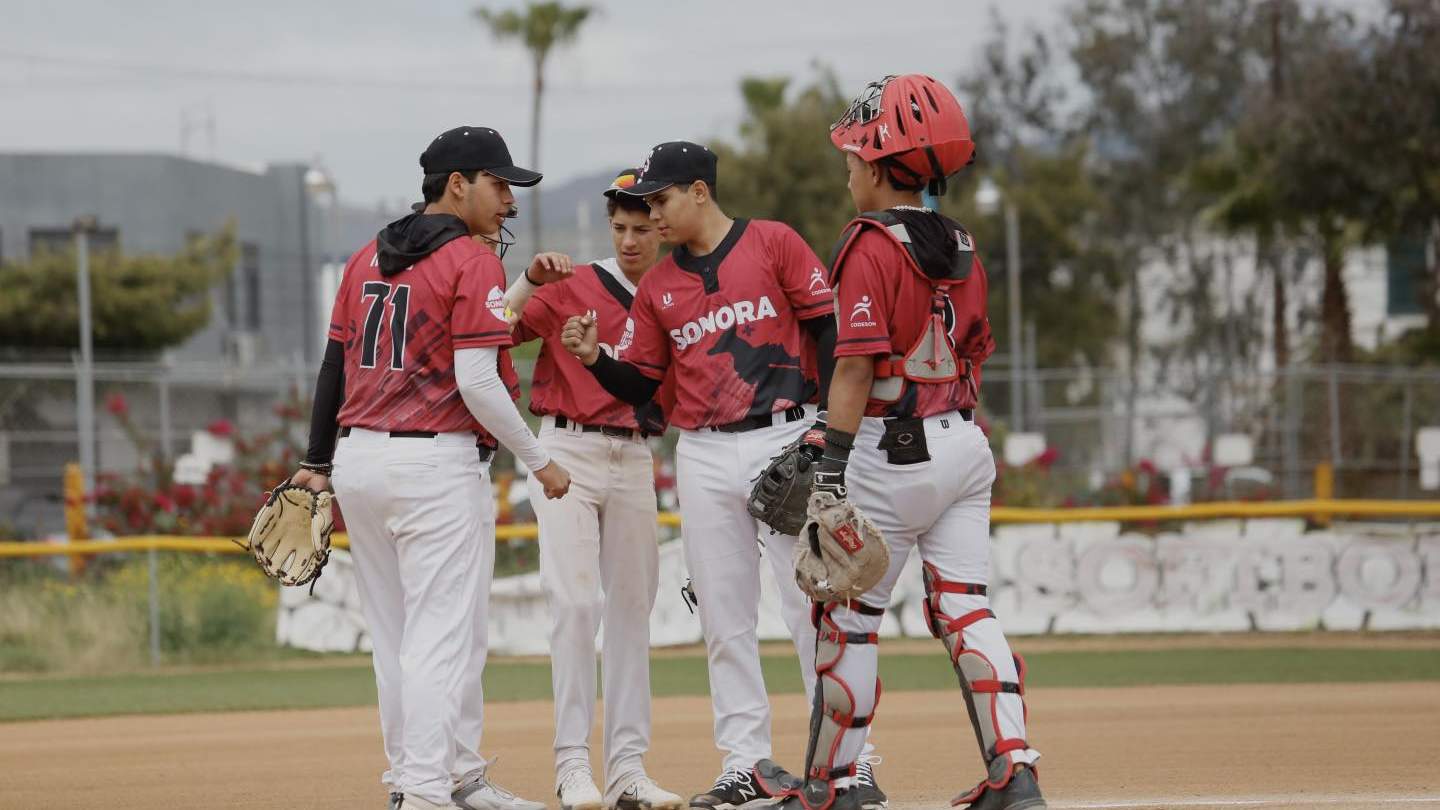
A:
[849, 295, 876, 327]
[669, 296, 779, 350]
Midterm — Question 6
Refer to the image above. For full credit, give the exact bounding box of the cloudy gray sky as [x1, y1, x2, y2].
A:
[2, 0, 1380, 207]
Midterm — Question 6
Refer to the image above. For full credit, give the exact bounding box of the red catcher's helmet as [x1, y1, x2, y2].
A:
[830, 74, 975, 193]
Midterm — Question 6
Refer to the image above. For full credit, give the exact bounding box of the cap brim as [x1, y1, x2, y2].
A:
[617, 179, 674, 197]
[486, 165, 543, 187]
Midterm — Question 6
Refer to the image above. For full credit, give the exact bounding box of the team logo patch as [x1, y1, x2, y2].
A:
[485, 285, 507, 322]
[849, 295, 875, 327]
[808, 267, 828, 294]
[661, 292, 674, 308]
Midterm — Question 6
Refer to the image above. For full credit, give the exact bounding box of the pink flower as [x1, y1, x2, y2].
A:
[206, 419, 235, 437]
[105, 393, 129, 417]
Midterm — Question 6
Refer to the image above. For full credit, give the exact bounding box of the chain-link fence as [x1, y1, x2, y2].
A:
[3, 357, 1438, 537]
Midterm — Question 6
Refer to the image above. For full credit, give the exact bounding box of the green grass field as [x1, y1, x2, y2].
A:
[3, 646, 1438, 722]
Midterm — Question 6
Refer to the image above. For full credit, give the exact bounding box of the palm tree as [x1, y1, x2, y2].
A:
[475, 2, 594, 251]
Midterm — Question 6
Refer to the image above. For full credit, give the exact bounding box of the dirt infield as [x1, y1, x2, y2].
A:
[4, 682, 1438, 810]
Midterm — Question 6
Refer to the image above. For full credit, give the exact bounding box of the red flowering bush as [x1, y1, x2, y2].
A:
[90, 389, 336, 537]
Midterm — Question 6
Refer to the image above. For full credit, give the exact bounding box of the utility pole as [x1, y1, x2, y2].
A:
[73, 216, 98, 511]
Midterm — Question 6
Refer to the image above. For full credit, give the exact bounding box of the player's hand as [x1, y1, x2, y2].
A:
[561, 313, 601, 366]
[533, 460, 571, 499]
[527, 252, 574, 285]
[289, 468, 331, 494]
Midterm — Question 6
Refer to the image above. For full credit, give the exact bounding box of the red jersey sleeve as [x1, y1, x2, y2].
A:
[771, 223, 833, 321]
[832, 231, 895, 358]
[452, 254, 512, 349]
[327, 255, 360, 343]
[622, 286, 671, 381]
[512, 283, 562, 345]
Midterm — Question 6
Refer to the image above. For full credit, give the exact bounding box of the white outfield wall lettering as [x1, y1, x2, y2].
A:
[277, 521, 1440, 653]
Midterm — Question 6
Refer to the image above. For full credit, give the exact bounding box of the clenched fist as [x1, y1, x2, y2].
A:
[561, 312, 601, 366]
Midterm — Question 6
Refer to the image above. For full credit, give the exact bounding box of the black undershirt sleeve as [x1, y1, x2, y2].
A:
[304, 338, 346, 466]
[586, 352, 662, 406]
[802, 313, 838, 411]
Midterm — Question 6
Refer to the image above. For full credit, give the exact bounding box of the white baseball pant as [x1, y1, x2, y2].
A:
[331, 428, 494, 806]
[674, 411, 820, 773]
[820, 412, 1040, 775]
[528, 417, 661, 803]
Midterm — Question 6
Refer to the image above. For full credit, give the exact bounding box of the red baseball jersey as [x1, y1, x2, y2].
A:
[514, 261, 671, 431]
[623, 219, 831, 429]
[832, 226, 995, 419]
[329, 238, 513, 432]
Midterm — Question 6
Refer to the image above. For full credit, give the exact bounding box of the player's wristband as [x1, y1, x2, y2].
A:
[298, 460, 333, 476]
[823, 427, 855, 463]
[523, 267, 544, 286]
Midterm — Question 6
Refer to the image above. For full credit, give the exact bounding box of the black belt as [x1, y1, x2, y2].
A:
[339, 426, 493, 462]
[553, 415, 649, 440]
[340, 427, 441, 439]
[708, 405, 806, 434]
[959, 409, 974, 421]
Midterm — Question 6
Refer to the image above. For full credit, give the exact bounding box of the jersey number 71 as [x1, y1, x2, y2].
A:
[360, 281, 410, 370]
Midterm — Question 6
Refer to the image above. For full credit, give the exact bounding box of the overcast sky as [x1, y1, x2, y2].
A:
[2, 0, 1381, 207]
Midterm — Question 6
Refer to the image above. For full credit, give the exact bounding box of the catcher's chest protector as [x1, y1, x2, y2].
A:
[829, 213, 975, 404]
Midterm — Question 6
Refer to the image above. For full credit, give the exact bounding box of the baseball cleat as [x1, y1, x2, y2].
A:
[615, 776, 684, 810]
[557, 767, 604, 810]
[689, 763, 790, 809]
[453, 760, 546, 810]
[958, 764, 1046, 810]
[852, 757, 888, 809]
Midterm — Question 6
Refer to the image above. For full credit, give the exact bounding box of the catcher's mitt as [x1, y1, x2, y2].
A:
[241, 483, 334, 588]
[794, 491, 889, 603]
[747, 427, 826, 536]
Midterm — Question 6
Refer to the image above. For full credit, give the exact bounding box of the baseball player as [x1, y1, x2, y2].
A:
[499, 169, 683, 810]
[774, 75, 1046, 810]
[559, 142, 889, 810]
[290, 125, 572, 810]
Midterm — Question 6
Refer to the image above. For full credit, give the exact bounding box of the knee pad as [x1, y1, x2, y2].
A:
[786, 600, 884, 810]
[921, 563, 1035, 805]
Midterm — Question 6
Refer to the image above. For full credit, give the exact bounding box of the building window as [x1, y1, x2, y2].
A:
[29, 227, 119, 257]
[242, 243, 262, 331]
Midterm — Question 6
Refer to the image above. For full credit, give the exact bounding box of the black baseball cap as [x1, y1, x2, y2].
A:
[618, 141, 717, 197]
[419, 126, 542, 187]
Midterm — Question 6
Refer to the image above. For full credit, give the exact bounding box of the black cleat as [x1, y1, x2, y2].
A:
[689, 767, 776, 809]
[852, 759, 888, 809]
[964, 764, 1046, 810]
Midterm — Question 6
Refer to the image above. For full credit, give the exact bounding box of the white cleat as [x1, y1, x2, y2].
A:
[557, 767, 605, 810]
[453, 759, 547, 810]
[613, 776, 684, 810]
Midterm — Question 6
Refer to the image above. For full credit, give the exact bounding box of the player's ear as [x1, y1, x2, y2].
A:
[865, 159, 885, 190]
[690, 180, 708, 205]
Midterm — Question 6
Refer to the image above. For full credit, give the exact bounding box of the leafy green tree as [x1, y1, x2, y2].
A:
[0, 228, 236, 351]
[711, 72, 853, 255]
[954, 14, 1126, 372]
[475, 1, 594, 250]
